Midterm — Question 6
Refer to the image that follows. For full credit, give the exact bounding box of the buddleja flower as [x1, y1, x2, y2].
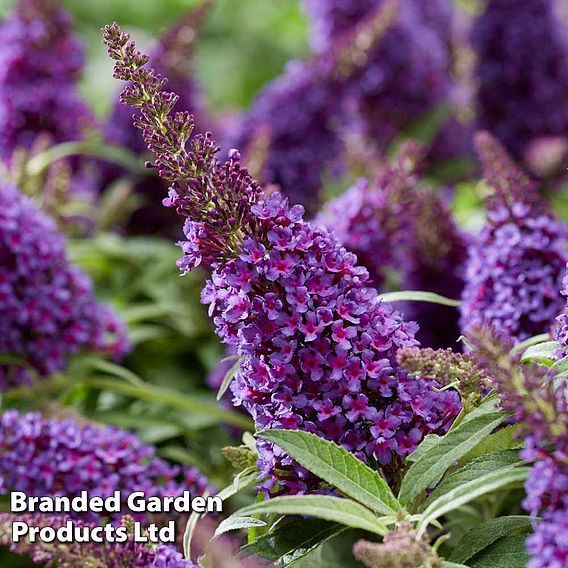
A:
[102, 23, 461, 494]
[459, 133, 568, 343]
[0, 0, 94, 161]
[467, 327, 568, 568]
[0, 410, 211, 523]
[228, 1, 397, 215]
[0, 183, 129, 388]
[316, 144, 467, 347]
[471, 0, 568, 171]
[104, 2, 210, 236]
[314, 148, 415, 289]
[302, 0, 465, 159]
[0, 513, 196, 567]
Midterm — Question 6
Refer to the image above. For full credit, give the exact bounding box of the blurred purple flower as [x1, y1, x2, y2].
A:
[0, 183, 129, 388]
[0, 410, 211, 523]
[0, 0, 94, 161]
[471, 0, 568, 170]
[0, 513, 196, 567]
[460, 134, 568, 342]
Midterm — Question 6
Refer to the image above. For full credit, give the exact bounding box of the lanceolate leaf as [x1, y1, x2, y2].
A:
[377, 290, 461, 307]
[234, 495, 387, 536]
[449, 516, 533, 564]
[258, 429, 399, 515]
[419, 451, 523, 511]
[240, 519, 345, 567]
[417, 467, 530, 537]
[213, 516, 267, 538]
[466, 534, 530, 568]
[216, 360, 241, 401]
[399, 407, 510, 509]
[519, 340, 560, 364]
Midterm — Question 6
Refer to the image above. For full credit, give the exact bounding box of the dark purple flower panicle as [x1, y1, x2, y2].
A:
[460, 133, 568, 343]
[0, 0, 94, 161]
[226, 60, 344, 215]
[0, 513, 197, 567]
[468, 328, 568, 568]
[317, 143, 467, 347]
[471, 0, 568, 173]
[228, 1, 397, 215]
[104, 2, 210, 236]
[0, 410, 211, 523]
[102, 23, 461, 494]
[302, 0, 465, 160]
[0, 183, 129, 388]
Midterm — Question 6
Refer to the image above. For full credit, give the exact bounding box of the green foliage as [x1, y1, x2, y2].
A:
[398, 400, 510, 509]
[241, 519, 346, 567]
[449, 516, 533, 565]
[377, 290, 462, 307]
[258, 430, 399, 515]
[465, 534, 530, 568]
[235, 496, 388, 536]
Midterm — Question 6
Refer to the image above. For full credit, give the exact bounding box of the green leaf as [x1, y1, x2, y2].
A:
[442, 563, 471, 568]
[467, 534, 530, 568]
[80, 376, 253, 430]
[550, 354, 568, 376]
[406, 434, 442, 463]
[399, 407, 510, 509]
[462, 425, 523, 462]
[258, 429, 399, 515]
[420, 451, 523, 510]
[241, 519, 345, 567]
[377, 290, 461, 307]
[213, 516, 267, 538]
[449, 516, 533, 564]
[217, 360, 241, 401]
[510, 333, 551, 354]
[417, 467, 530, 537]
[85, 358, 144, 386]
[520, 341, 560, 364]
[234, 495, 387, 536]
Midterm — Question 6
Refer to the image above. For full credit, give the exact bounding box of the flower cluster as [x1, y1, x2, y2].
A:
[227, 60, 345, 215]
[0, 183, 129, 388]
[471, 0, 568, 169]
[467, 327, 568, 568]
[397, 346, 489, 399]
[228, 1, 396, 215]
[0, 410, 211, 523]
[302, 0, 464, 159]
[0, 513, 196, 567]
[314, 150, 412, 289]
[103, 24, 461, 494]
[0, 0, 94, 160]
[317, 144, 467, 347]
[205, 192, 461, 493]
[459, 133, 568, 343]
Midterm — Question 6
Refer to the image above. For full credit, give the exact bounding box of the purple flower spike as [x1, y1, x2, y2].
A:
[0, 183, 129, 387]
[102, 23, 461, 494]
[460, 134, 568, 343]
